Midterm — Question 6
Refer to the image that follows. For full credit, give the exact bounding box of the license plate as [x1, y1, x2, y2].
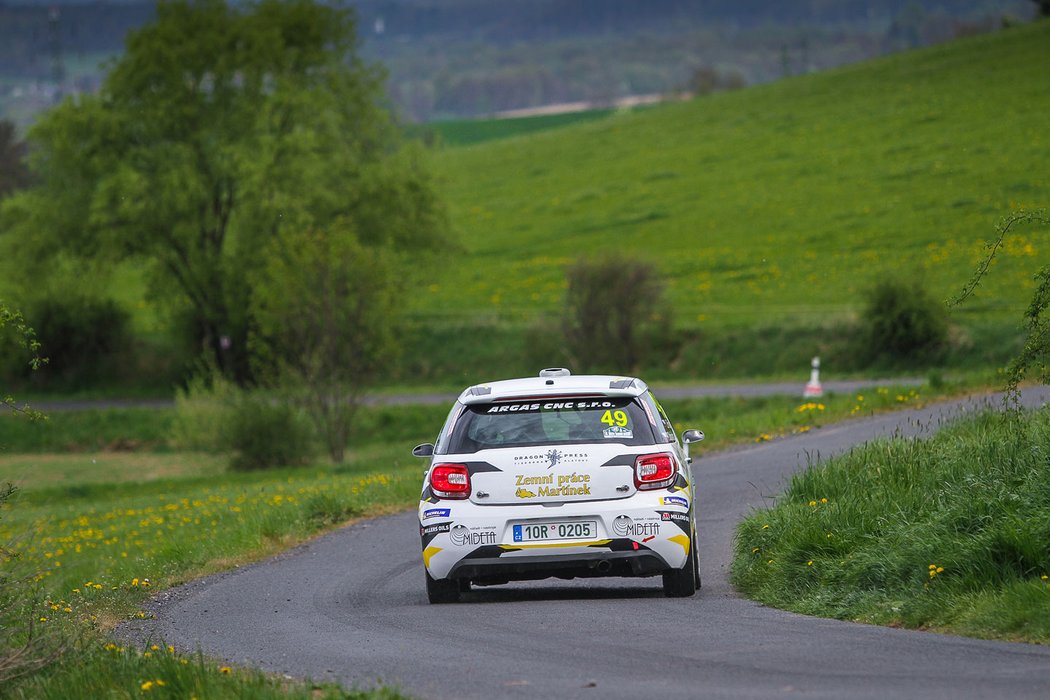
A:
[513, 520, 597, 543]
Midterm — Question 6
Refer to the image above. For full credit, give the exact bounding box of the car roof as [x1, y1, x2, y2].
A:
[458, 371, 649, 405]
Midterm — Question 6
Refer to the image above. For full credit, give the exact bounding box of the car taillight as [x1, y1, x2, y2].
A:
[634, 452, 677, 490]
[430, 463, 470, 499]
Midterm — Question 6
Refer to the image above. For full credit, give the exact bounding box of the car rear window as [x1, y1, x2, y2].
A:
[444, 397, 657, 453]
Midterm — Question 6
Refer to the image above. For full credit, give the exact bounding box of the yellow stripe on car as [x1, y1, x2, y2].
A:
[668, 534, 690, 555]
[423, 546, 442, 567]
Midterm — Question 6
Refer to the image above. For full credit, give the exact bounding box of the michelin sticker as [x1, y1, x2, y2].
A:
[422, 508, 451, 520]
[660, 496, 688, 508]
[602, 425, 633, 439]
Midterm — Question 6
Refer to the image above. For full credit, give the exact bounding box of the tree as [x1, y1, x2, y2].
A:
[250, 224, 398, 462]
[0, 120, 30, 199]
[561, 255, 671, 374]
[1033, 1, 1050, 18]
[0, 0, 448, 381]
[952, 209, 1050, 392]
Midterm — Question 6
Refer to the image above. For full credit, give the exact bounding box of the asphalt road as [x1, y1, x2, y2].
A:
[120, 387, 1050, 699]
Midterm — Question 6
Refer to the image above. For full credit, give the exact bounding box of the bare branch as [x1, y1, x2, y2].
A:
[950, 209, 1050, 307]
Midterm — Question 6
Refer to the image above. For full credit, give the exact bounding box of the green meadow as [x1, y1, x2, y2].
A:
[422, 22, 1049, 331]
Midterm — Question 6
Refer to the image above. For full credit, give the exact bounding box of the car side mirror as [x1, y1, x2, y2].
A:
[683, 429, 704, 444]
[682, 429, 704, 465]
[412, 443, 435, 457]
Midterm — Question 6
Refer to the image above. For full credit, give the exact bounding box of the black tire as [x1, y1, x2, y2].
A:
[425, 570, 460, 604]
[692, 527, 702, 590]
[663, 537, 698, 598]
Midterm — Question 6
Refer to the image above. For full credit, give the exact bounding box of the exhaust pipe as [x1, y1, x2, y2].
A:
[595, 560, 612, 574]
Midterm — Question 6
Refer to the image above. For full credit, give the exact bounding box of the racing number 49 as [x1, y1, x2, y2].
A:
[600, 410, 628, 427]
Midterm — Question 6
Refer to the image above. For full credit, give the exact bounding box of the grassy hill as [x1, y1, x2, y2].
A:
[421, 21, 1050, 332]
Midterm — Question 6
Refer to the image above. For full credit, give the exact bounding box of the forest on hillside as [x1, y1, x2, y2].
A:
[0, 0, 1038, 124]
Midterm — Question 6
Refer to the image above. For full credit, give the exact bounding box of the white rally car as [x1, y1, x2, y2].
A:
[413, 368, 704, 603]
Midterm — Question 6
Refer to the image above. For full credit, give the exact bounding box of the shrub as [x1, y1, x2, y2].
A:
[859, 278, 949, 365]
[561, 255, 672, 373]
[225, 395, 315, 472]
[171, 372, 240, 452]
[173, 375, 315, 470]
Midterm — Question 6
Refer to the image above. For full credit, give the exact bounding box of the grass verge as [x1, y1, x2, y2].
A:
[732, 406, 1050, 644]
[0, 443, 417, 699]
[4, 637, 407, 699]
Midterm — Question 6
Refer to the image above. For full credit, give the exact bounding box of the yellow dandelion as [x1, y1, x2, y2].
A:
[219, 666, 232, 674]
[140, 681, 153, 691]
[751, 547, 760, 554]
[167, 645, 175, 654]
[820, 498, 828, 504]
[808, 500, 817, 507]
[761, 524, 770, 530]
[807, 560, 813, 566]
[150, 645, 160, 651]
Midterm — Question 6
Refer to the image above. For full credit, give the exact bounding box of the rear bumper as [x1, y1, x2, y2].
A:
[419, 494, 694, 581]
[449, 550, 668, 584]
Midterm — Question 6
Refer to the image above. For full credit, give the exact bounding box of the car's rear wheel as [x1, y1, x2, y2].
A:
[425, 569, 461, 604]
[662, 537, 698, 598]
